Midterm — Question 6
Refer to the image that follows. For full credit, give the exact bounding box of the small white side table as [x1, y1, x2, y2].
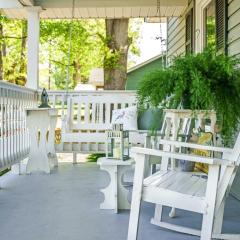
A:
[97, 157, 135, 213]
[26, 108, 58, 174]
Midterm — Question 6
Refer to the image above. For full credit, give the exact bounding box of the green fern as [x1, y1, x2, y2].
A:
[137, 48, 240, 144]
[87, 153, 106, 162]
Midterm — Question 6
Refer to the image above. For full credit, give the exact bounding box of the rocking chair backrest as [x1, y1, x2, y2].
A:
[159, 109, 217, 171]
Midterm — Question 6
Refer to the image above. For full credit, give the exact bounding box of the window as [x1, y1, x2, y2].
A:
[186, 8, 194, 53]
[203, 0, 227, 52]
[204, 0, 216, 48]
[216, 0, 227, 52]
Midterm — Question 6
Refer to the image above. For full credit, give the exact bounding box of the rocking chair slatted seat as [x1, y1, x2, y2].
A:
[127, 134, 240, 240]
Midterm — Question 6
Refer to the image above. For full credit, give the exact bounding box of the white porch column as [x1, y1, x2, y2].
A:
[26, 7, 41, 90]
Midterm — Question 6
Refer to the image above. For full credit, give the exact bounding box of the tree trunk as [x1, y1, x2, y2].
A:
[18, 20, 27, 85]
[73, 60, 81, 88]
[20, 21, 27, 70]
[104, 19, 131, 90]
[48, 55, 51, 90]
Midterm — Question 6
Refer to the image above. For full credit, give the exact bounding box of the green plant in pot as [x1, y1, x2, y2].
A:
[137, 107, 163, 132]
[137, 48, 240, 144]
[137, 68, 173, 135]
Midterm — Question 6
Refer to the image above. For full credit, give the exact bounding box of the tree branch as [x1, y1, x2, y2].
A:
[50, 59, 73, 67]
[0, 36, 27, 39]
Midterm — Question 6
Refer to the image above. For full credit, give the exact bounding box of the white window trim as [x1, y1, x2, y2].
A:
[195, 0, 213, 53]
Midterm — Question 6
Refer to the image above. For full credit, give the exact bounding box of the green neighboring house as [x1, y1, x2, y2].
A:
[126, 54, 165, 90]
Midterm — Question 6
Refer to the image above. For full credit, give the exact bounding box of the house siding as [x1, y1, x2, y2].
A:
[166, 1, 194, 64]
[167, 16, 186, 64]
[167, 0, 240, 60]
[125, 57, 164, 90]
[228, 0, 240, 57]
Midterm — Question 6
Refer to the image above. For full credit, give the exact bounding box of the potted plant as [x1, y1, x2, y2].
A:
[137, 49, 240, 143]
[136, 67, 173, 133]
[137, 106, 163, 132]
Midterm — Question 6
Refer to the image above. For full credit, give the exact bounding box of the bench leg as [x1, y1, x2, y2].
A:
[73, 153, 77, 164]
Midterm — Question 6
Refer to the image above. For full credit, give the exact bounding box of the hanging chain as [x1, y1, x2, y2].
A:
[65, 0, 76, 103]
[157, 0, 161, 14]
[157, 0, 166, 68]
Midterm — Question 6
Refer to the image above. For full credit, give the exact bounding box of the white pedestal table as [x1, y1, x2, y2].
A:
[97, 157, 135, 213]
[26, 108, 58, 174]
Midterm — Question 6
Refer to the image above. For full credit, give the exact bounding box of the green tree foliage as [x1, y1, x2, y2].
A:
[40, 19, 106, 89]
[0, 15, 27, 85]
[0, 16, 141, 89]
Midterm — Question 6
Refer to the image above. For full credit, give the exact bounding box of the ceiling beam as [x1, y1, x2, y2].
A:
[0, 0, 23, 9]
[19, 0, 34, 6]
[34, 0, 188, 8]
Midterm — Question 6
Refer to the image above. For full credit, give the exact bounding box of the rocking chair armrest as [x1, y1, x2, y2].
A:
[128, 130, 162, 135]
[157, 139, 233, 154]
[130, 147, 235, 166]
[128, 130, 148, 134]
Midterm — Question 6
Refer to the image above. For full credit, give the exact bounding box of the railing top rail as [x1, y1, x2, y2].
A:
[41, 90, 137, 94]
[0, 80, 37, 94]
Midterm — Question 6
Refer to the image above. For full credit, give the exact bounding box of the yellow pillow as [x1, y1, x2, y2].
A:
[193, 132, 213, 173]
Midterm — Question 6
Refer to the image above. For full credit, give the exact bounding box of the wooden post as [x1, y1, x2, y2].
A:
[26, 7, 41, 90]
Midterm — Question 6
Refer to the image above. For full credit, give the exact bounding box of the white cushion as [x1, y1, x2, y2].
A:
[111, 106, 138, 130]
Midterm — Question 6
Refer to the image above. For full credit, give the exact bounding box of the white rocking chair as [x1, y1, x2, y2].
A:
[127, 133, 240, 240]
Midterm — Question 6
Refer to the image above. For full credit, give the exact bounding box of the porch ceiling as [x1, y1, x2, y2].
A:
[1, 0, 188, 19]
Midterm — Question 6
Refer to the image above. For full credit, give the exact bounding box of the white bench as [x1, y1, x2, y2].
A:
[61, 94, 147, 162]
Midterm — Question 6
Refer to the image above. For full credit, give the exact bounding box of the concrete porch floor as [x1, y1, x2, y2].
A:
[0, 163, 240, 240]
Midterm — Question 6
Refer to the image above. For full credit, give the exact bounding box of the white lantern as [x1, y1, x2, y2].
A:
[106, 124, 129, 160]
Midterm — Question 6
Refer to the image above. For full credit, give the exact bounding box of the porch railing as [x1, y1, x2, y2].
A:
[0, 86, 137, 168]
[46, 90, 137, 121]
[0, 81, 38, 171]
